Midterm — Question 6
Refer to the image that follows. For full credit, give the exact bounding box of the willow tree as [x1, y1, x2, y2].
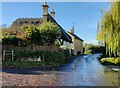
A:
[97, 1, 120, 57]
[0, 27, 2, 42]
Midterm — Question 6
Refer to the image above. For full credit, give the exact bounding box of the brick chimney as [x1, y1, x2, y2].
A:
[70, 27, 74, 34]
[50, 9, 55, 18]
[42, 2, 49, 22]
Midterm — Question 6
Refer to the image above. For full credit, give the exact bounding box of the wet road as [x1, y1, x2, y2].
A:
[53, 54, 119, 86]
[2, 54, 119, 86]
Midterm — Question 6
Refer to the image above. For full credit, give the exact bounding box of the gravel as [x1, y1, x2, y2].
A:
[1, 72, 58, 86]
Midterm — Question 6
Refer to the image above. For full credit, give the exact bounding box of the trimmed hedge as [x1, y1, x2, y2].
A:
[2, 61, 60, 67]
[14, 50, 67, 64]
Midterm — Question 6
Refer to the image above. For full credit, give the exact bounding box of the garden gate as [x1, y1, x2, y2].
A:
[3, 50, 14, 61]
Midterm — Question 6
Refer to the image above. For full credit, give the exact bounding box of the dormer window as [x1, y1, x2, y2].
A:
[35, 21, 39, 24]
[24, 21, 27, 23]
[31, 21, 34, 24]
[20, 22, 22, 24]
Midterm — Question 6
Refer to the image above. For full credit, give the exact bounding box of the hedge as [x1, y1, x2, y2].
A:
[13, 50, 68, 64]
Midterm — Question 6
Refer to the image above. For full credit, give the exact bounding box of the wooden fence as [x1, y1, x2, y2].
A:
[3, 50, 14, 61]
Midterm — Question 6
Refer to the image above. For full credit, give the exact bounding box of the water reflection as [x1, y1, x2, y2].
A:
[56, 54, 119, 86]
[103, 66, 118, 86]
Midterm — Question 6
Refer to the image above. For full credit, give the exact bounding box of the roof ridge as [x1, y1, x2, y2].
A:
[67, 31, 83, 41]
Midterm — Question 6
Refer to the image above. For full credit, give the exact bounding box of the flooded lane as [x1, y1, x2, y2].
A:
[54, 54, 119, 86]
[2, 54, 119, 86]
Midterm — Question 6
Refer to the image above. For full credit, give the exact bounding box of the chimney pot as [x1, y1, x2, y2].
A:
[70, 27, 74, 34]
[42, 2, 49, 22]
[50, 8, 55, 18]
[44, 2, 47, 5]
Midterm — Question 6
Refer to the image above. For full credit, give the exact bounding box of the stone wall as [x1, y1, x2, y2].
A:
[2, 45, 60, 52]
[74, 39, 83, 55]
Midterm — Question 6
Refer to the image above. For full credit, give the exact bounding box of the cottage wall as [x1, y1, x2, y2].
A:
[66, 32, 83, 55]
[74, 39, 83, 55]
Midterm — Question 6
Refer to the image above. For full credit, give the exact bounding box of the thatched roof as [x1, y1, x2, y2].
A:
[10, 14, 72, 43]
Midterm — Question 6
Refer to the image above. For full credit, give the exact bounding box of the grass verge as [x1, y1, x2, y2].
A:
[84, 52, 92, 55]
[100, 57, 120, 66]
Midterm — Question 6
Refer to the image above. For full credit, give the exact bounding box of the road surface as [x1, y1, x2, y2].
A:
[1, 54, 119, 86]
[54, 54, 119, 86]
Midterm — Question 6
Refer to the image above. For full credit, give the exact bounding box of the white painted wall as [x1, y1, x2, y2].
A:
[62, 41, 71, 55]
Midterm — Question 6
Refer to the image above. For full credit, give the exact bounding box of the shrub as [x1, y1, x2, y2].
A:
[38, 22, 61, 45]
[59, 46, 70, 62]
[55, 39, 61, 47]
[2, 35, 22, 46]
[13, 50, 67, 65]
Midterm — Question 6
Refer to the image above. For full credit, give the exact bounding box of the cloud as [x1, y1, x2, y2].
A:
[85, 40, 98, 45]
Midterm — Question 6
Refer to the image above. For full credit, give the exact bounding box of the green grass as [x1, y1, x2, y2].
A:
[101, 57, 120, 65]
[2, 60, 61, 67]
[84, 52, 92, 55]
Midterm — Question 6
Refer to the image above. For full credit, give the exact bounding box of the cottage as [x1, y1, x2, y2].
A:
[66, 27, 84, 55]
[10, 2, 72, 46]
[9, 2, 83, 55]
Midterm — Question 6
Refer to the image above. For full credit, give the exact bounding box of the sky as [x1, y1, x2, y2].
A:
[2, 2, 109, 44]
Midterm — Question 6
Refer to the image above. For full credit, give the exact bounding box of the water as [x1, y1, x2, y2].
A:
[2, 54, 119, 86]
[54, 54, 119, 86]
